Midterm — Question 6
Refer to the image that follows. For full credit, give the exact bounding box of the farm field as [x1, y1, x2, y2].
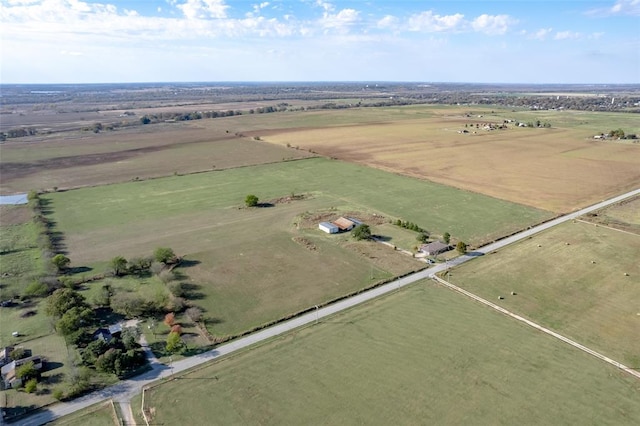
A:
[142, 283, 640, 425]
[42, 157, 550, 337]
[0, 122, 314, 194]
[448, 220, 640, 366]
[581, 195, 640, 234]
[262, 106, 640, 212]
[48, 401, 118, 426]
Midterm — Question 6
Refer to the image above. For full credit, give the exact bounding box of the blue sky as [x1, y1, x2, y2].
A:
[1, 0, 638, 84]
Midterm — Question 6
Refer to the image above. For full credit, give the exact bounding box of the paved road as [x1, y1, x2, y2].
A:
[16, 188, 640, 425]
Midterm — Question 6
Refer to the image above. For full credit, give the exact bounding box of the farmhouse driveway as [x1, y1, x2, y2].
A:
[16, 188, 640, 426]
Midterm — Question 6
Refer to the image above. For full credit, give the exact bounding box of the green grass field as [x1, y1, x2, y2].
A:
[143, 283, 640, 425]
[448, 221, 640, 366]
[42, 158, 550, 336]
[49, 401, 118, 426]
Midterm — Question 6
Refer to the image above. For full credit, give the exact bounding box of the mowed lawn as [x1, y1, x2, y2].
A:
[263, 106, 640, 212]
[143, 284, 640, 426]
[449, 221, 640, 366]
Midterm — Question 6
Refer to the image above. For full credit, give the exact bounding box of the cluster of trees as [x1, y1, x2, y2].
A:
[1, 126, 37, 140]
[607, 128, 637, 139]
[394, 219, 425, 233]
[80, 327, 146, 377]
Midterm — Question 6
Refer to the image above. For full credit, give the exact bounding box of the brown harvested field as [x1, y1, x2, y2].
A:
[262, 108, 640, 213]
[0, 121, 313, 193]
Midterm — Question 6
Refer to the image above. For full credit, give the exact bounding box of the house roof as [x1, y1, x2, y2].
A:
[333, 217, 356, 230]
[421, 241, 450, 254]
[319, 222, 338, 229]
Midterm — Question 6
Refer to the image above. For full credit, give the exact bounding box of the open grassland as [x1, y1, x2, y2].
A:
[143, 283, 640, 426]
[262, 106, 640, 212]
[45, 157, 550, 257]
[448, 221, 640, 366]
[49, 401, 118, 426]
[43, 158, 549, 337]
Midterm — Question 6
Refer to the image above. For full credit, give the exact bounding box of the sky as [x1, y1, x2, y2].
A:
[0, 0, 639, 84]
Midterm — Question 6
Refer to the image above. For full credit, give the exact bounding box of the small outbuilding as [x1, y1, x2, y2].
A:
[420, 241, 451, 256]
[333, 217, 356, 232]
[319, 222, 339, 234]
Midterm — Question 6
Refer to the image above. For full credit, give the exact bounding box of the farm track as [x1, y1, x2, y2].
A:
[16, 187, 640, 426]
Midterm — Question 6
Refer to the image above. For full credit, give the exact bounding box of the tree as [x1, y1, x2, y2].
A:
[170, 324, 182, 334]
[51, 254, 70, 272]
[16, 361, 37, 380]
[154, 247, 176, 264]
[109, 256, 128, 276]
[443, 232, 451, 244]
[245, 194, 259, 207]
[56, 306, 94, 336]
[121, 326, 140, 351]
[166, 331, 183, 354]
[164, 312, 176, 327]
[46, 288, 88, 318]
[456, 241, 468, 254]
[352, 224, 372, 241]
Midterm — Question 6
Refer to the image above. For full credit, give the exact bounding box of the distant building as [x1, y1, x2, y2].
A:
[420, 241, 451, 256]
[319, 222, 339, 234]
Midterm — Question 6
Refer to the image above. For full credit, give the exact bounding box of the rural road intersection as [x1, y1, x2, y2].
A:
[15, 188, 640, 425]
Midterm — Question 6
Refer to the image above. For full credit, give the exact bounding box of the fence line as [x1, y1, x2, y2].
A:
[431, 275, 640, 380]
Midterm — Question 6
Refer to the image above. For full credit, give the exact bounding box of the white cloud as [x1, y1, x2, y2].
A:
[175, 0, 229, 20]
[529, 27, 553, 40]
[60, 50, 83, 56]
[609, 0, 640, 15]
[319, 8, 360, 32]
[377, 15, 398, 29]
[555, 31, 582, 40]
[471, 14, 515, 35]
[587, 0, 640, 16]
[408, 11, 465, 32]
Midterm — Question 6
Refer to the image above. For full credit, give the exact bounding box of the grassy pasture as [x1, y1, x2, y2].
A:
[43, 158, 549, 336]
[49, 401, 119, 426]
[262, 106, 640, 212]
[448, 221, 640, 366]
[143, 283, 640, 425]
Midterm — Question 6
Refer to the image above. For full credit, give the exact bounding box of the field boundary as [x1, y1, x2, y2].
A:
[431, 275, 640, 380]
[575, 218, 640, 237]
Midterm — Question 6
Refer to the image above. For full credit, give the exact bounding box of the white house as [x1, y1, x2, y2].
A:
[319, 222, 339, 234]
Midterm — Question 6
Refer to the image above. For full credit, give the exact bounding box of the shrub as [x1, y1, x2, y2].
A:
[158, 270, 176, 284]
[52, 388, 64, 400]
[24, 378, 38, 394]
[150, 261, 165, 276]
[23, 280, 49, 297]
[168, 281, 186, 297]
[51, 254, 70, 272]
[245, 194, 259, 207]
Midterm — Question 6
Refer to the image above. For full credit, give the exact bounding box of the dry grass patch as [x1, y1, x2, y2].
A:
[449, 221, 640, 366]
[263, 108, 640, 212]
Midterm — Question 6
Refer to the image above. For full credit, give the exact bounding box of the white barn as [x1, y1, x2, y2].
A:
[319, 222, 339, 234]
